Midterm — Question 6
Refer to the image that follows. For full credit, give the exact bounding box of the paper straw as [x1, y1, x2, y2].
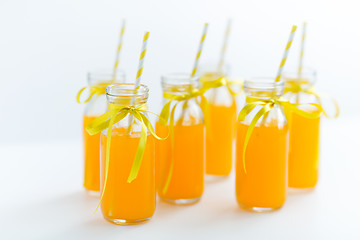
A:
[112, 19, 126, 79]
[218, 19, 232, 72]
[134, 32, 150, 88]
[127, 32, 150, 131]
[191, 23, 209, 77]
[275, 25, 297, 82]
[298, 22, 307, 76]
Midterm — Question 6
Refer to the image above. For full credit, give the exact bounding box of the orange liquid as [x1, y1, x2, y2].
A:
[156, 123, 205, 201]
[205, 103, 237, 176]
[83, 116, 100, 192]
[236, 123, 288, 210]
[288, 111, 320, 188]
[100, 128, 155, 222]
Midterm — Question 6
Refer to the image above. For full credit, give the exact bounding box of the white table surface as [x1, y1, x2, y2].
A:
[1, 116, 359, 240]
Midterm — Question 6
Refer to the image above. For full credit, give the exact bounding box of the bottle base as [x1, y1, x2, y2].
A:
[85, 189, 100, 197]
[205, 174, 229, 183]
[288, 186, 316, 194]
[104, 216, 151, 225]
[160, 197, 201, 206]
[238, 203, 282, 213]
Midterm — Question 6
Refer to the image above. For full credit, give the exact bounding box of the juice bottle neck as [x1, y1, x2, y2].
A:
[106, 83, 149, 107]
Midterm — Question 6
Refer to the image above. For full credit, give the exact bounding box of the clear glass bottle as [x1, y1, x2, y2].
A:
[236, 78, 288, 212]
[82, 70, 125, 196]
[100, 83, 155, 225]
[198, 64, 237, 180]
[156, 73, 205, 205]
[282, 67, 320, 189]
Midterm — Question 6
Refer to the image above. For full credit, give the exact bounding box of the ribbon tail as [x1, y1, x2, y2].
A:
[139, 112, 168, 140]
[200, 95, 212, 140]
[93, 112, 117, 214]
[127, 112, 148, 183]
[159, 100, 172, 125]
[282, 101, 323, 119]
[77, 87, 96, 104]
[86, 110, 127, 135]
[238, 102, 264, 122]
[226, 79, 243, 96]
[316, 94, 340, 119]
[162, 103, 178, 195]
[177, 100, 189, 126]
[330, 98, 340, 119]
[241, 105, 272, 174]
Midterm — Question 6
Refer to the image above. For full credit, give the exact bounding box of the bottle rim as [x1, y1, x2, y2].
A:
[161, 73, 199, 86]
[106, 83, 149, 98]
[244, 77, 284, 98]
[87, 69, 126, 86]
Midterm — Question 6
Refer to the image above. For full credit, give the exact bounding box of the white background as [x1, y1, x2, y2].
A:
[1, 0, 360, 143]
[1, 0, 360, 239]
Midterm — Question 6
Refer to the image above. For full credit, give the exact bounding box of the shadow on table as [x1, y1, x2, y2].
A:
[2, 191, 131, 238]
[153, 197, 192, 218]
[6, 186, 320, 239]
[188, 187, 318, 232]
[3, 191, 147, 239]
[47, 196, 180, 239]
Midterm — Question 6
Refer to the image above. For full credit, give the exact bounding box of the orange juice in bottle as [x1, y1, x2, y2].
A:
[205, 103, 236, 176]
[236, 78, 288, 212]
[283, 68, 321, 189]
[156, 73, 205, 205]
[287, 110, 320, 188]
[100, 131, 155, 224]
[198, 66, 237, 179]
[96, 83, 156, 224]
[80, 70, 125, 195]
[83, 116, 100, 193]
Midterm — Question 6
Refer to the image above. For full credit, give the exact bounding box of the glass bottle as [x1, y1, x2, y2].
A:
[156, 73, 205, 205]
[100, 83, 155, 225]
[198, 64, 237, 180]
[83, 70, 125, 196]
[236, 78, 288, 212]
[282, 67, 320, 189]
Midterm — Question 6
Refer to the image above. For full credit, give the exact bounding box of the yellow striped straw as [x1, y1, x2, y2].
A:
[127, 32, 150, 129]
[275, 25, 297, 82]
[298, 22, 307, 76]
[134, 32, 150, 88]
[112, 19, 126, 79]
[218, 19, 232, 72]
[191, 23, 209, 77]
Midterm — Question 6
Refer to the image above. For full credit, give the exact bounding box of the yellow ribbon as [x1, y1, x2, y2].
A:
[76, 82, 113, 104]
[285, 81, 339, 119]
[199, 76, 243, 140]
[200, 75, 243, 97]
[238, 96, 323, 174]
[158, 88, 206, 195]
[158, 77, 242, 194]
[86, 103, 166, 213]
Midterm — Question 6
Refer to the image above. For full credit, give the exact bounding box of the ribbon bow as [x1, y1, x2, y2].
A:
[76, 82, 113, 104]
[200, 75, 243, 96]
[238, 96, 323, 174]
[160, 89, 204, 124]
[285, 81, 339, 119]
[86, 103, 166, 212]
[199, 76, 243, 140]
